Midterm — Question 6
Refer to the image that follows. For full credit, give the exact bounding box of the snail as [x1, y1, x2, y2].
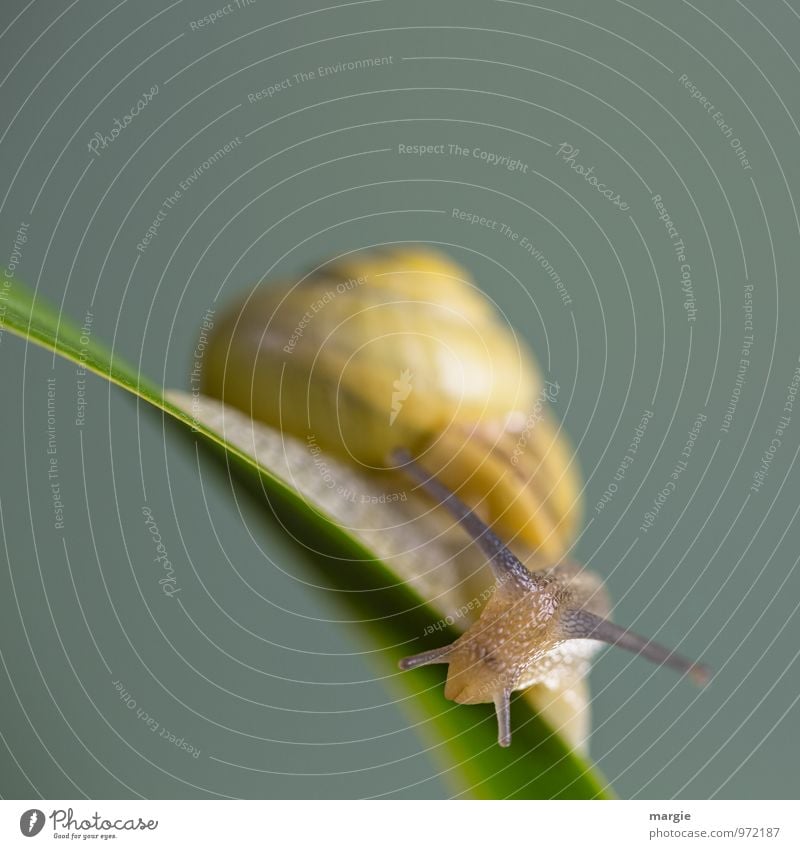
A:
[393, 448, 709, 747]
[203, 246, 710, 747]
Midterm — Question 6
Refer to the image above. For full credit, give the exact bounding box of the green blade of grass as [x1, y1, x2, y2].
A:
[0, 276, 612, 799]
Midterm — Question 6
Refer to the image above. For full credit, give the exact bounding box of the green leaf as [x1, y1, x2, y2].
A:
[0, 276, 612, 799]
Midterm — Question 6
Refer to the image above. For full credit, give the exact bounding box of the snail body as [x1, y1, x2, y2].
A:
[394, 449, 710, 747]
[203, 247, 709, 747]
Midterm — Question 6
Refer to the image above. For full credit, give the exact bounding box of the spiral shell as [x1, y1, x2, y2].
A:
[203, 247, 581, 557]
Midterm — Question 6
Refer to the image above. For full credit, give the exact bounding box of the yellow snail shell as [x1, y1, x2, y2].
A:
[203, 246, 580, 558]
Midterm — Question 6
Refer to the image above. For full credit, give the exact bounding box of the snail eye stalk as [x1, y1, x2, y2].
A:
[397, 646, 452, 671]
[390, 448, 537, 589]
[559, 609, 711, 686]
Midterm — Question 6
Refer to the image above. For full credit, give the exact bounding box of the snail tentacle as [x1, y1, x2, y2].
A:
[420, 425, 564, 560]
[493, 689, 512, 748]
[391, 448, 538, 589]
[398, 645, 453, 671]
[559, 609, 711, 686]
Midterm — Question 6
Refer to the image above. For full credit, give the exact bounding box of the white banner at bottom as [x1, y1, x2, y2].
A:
[1, 799, 796, 848]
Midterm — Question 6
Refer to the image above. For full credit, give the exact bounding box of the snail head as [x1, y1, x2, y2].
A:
[392, 448, 711, 747]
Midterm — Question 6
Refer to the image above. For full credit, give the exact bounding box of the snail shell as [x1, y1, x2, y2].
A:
[203, 247, 580, 557]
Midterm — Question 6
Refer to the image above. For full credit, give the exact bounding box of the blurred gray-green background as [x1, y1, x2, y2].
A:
[1, 0, 799, 799]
